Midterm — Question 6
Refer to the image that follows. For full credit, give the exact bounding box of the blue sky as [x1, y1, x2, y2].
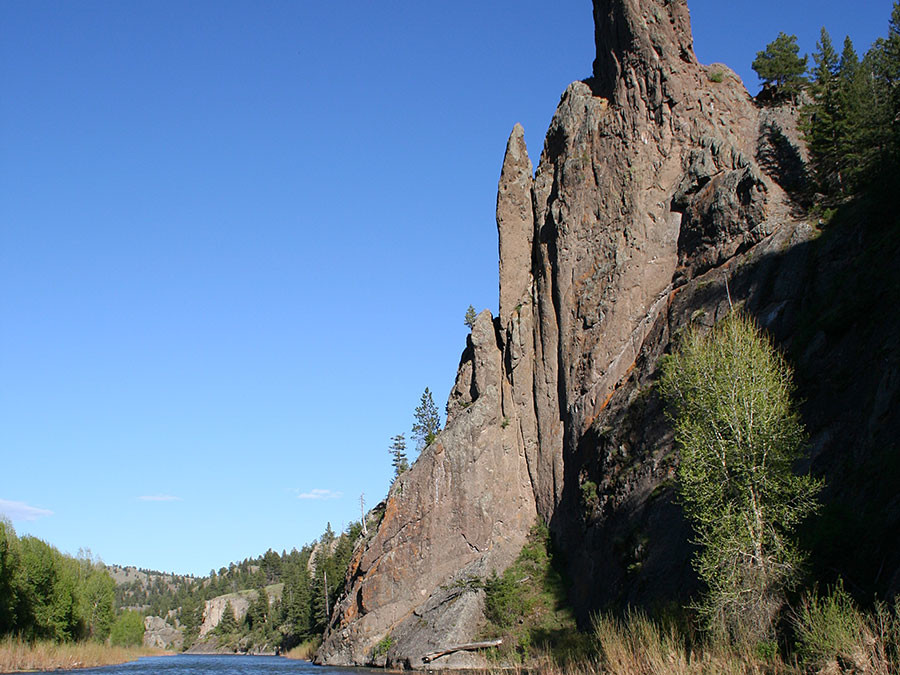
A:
[1, 0, 893, 576]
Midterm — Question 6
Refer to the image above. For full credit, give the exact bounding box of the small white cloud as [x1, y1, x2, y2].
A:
[297, 489, 342, 500]
[137, 495, 182, 502]
[0, 498, 54, 522]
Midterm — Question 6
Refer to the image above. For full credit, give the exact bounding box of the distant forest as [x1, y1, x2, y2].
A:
[116, 517, 372, 651]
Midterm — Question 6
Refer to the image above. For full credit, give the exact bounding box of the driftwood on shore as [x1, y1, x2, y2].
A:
[422, 639, 503, 663]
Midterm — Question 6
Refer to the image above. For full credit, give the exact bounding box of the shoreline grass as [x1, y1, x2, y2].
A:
[0, 637, 167, 673]
[281, 637, 320, 661]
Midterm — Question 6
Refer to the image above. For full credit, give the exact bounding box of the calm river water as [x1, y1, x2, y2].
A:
[32, 654, 373, 675]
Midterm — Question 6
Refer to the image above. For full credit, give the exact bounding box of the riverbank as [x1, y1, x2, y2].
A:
[0, 637, 168, 673]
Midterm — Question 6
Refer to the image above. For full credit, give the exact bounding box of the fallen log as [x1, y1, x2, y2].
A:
[422, 639, 503, 663]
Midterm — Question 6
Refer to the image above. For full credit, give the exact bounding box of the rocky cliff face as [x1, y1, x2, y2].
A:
[317, 0, 899, 667]
[143, 615, 183, 651]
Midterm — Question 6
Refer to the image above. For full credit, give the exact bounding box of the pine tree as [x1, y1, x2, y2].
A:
[412, 387, 441, 450]
[464, 305, 477, 330]
[752, 32, 808, 100]
[216, 600, 238, 634]
[803, 28, 842, 195]
[389, 434, 409, 477]
[835, 37, 869, 192]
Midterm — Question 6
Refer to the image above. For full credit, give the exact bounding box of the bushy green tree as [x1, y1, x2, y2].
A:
[78, 564, 115, 640]
[109, 610, 145, 647]
[660, 312, 821, 644]
[753, 32, 808, 99]
[0, 520, 20, 634]
[16, 537, 80, 641]
[412, 387, 441, 450]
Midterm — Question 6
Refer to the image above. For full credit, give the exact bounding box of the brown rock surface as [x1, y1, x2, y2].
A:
[317, 0, 900, 666]
[317, 310, 536, 668]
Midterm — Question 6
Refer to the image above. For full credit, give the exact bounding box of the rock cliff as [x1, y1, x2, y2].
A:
[143, 615, 183, 651]
[317, 0, 899, 667]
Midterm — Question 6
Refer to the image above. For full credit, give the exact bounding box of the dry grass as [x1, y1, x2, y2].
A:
[483, 612, 796, 675]
[282, 637, 320, 661]
[0, 637, 165, 673]
[592, 611, 796, 675]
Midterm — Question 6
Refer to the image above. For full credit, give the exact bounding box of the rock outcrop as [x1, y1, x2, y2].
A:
[143, 615, 183, 650]
[317, 309, 536, 668]
[317, 0, 900, 667]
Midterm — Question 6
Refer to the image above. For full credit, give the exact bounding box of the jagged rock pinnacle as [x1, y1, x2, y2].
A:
[497, 124, 534, 325]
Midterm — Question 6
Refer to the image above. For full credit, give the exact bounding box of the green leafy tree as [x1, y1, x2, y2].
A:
[78, 565, 115, 641]
[110, 610, 145, 647]
[412, 387, 441, 450]
[753, 32, 808, 99]
[389, 433, 409, 478]
[464, 305, 477, 330]
[660, 312, 821, 644]
[16, 537, 79, 641]
[0, 520, 20, 635]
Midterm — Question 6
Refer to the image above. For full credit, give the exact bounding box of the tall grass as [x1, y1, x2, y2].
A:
[0, 636, 165, 672]
[282, 637, 321, 661]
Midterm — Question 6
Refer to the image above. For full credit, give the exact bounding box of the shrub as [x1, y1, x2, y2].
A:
[372, 635, 392, 658]
[794, 582, 899, 673]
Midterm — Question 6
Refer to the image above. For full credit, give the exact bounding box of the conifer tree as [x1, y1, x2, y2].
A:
[217, 600, 238, 634]
[804, 29, 842, 194]
[464, 305, 477, 330]
[752, 32, 808, 99]
[389, 433, 409, 477]
[412, 387, 441, 450]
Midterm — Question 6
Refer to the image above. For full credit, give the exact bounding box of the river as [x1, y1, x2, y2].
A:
[29, 654, 373, 675]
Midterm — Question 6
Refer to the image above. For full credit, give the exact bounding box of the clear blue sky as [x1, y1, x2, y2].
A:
[1, 0, 893, 576]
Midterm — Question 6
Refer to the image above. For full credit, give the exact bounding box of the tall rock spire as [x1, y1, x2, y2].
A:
[497, 123, 534, 326]
[591, 0, 695, 100]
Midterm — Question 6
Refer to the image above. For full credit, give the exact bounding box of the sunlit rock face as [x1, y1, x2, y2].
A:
[317, 0, 900, 667]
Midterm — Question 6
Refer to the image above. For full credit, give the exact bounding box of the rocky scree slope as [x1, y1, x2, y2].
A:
[317, 0, 900, 668]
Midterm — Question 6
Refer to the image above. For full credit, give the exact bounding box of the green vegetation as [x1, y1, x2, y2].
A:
[389, 433, 409, 478]
[481, 523, 582, 663]
[412, 387, 441, 449]
[464, 304, 477, 329]
[109, 610, 144, 647]
[107, 515, 368, 654]
[789, 3, 900, 206]
[752, 32, 808, 98]
[794, 583, 899, 672]
[0, 520, 116, 643]
[372, 634, 392, 658]
[660, 312, 821, 644]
